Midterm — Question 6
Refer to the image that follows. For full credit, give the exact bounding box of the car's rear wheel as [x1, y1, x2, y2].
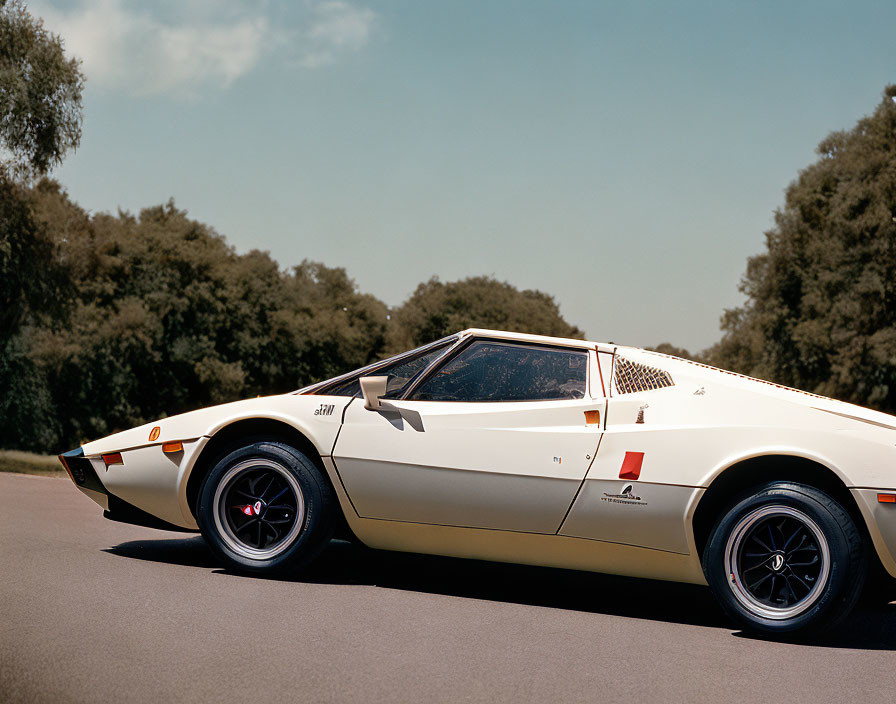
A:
[703, 482, 866, 636]
[197, 441, 334, 575]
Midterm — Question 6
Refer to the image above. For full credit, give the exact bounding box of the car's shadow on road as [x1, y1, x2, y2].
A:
[106, 536, 896, 650]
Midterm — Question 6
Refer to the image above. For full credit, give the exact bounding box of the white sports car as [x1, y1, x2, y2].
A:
[60, 328, 896, 635]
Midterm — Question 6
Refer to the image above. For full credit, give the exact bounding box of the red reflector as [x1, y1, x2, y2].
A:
[102, 452, 123, 467]
[584, 410, 601, 425]
[878, 494, 896, 504]
[619, 451, 644, 480]
[162, 442, 183, 454]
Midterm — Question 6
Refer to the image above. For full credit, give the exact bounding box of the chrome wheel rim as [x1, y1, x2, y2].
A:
[213, 459, 305, 560]
[724, 505, 830, 620]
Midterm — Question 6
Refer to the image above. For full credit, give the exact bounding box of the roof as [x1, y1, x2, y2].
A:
[459, 328, 617, 353]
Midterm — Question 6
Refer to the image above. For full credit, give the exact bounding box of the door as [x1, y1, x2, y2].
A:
[332, 340, 605, 533]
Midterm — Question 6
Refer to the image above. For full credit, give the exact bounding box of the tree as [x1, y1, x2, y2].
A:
[390, 276, 584, 351]
[3, 183, 391, 451]
[1, 0, 84, 178]
[5, 181, 595, 452]
[0, 178, 66, 336]
[1, 0, 83, 344]
[707, 85, 896, 411]
[648, 343, 699, 361]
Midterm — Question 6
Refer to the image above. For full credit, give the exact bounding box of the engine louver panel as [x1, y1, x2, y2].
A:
[613, 357, 674, 394]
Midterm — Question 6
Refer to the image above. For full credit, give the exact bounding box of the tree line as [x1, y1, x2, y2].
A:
[1, 180, 582, 451]
[2, 1, 896, 452]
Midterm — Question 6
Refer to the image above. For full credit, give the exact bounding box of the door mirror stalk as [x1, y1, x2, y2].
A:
[360, 376, 393, 411]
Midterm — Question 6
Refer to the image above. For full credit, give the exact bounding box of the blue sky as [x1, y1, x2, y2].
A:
[32, 0, 896, 350]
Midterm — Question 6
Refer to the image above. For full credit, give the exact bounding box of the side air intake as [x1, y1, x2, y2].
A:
[612, 357, 674, 394]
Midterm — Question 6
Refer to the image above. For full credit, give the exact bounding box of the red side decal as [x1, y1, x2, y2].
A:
[619, 451, 644, 480]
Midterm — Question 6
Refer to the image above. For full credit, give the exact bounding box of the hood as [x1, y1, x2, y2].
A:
[80, 394, 291, 456]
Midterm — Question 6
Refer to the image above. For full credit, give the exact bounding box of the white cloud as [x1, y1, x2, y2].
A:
[31, 0, 377, 97]
[300, 1, 377, 68]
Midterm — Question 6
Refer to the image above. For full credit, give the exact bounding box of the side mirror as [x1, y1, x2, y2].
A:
[359, 376, 390, 410]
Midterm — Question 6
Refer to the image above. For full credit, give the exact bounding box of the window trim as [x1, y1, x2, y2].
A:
[400, 336, 591, 403]
[300, 335, 461, 396]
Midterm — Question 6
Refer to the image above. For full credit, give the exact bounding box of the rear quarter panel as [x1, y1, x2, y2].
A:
[561, 351, 896, 564]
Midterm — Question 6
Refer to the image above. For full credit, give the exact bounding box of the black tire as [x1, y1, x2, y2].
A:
[197, 441, 334, 575]
[703, 481, 867, 637]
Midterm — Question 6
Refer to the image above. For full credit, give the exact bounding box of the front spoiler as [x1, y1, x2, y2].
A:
[103, 494, 196, 533]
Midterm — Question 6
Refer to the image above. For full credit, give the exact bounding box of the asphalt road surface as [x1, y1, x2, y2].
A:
[2, 473, 896, 703]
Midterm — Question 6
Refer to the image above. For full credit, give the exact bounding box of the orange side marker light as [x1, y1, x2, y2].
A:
[162, 442, 183, 454]
[878, 493, 896, 504]
[149, 426, 160, 442]
[584, 410, 601, 425]
[102, 452, 123, 467]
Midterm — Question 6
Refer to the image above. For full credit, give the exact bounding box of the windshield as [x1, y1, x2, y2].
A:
[301, 336, 457, 398]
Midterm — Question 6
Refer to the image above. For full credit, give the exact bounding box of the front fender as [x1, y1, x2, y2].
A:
[80, 394, 352, 529]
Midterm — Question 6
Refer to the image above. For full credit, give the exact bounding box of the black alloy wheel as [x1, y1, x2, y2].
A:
[197, 441, 334, 575]
[703, 481, 867, 636]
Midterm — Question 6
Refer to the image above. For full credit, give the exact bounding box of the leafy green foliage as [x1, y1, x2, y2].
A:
[2, 183, 391, 450]
[707, 85, 896, 411]
[0, 177, 67, 342]
[647, 343, 700, 362]
[389, 276, 583, 351]
[0, 0, 80, 398]
[0, 0, 83, 178]
[2, 184, 583, 452]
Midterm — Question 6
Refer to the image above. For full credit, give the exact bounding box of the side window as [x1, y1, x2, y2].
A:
[326, 342, 453, 398]
[382, 344, 453, 397]
[410, 341, 587, 402]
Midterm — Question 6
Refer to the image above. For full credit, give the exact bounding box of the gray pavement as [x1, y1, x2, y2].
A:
[1, 472, 895, 703]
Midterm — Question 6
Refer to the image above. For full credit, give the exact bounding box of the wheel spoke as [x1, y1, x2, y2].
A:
[247, 473, 263, 495]
[750, 534, 773, 553]
[741, 561, 768, 575]
[790, 544, 818, 554]
[235, 518, 257, 534]
[765, 574, 778, 600]
[218, 461, 304, 556]
[782, 524, 803, 551]
[267, 487, 289, 504]
[746, 571, 773, 591]
[782, 575, 799, 603]
[733, 510, 826, 613]
[266, 521, 282, 542]
[786, 533, 807, 555]
[258, 474, 277, 501]
[789, 571, 813, 591]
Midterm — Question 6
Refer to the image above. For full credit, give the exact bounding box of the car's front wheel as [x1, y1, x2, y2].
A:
[197, 441, 334, 575]
[703, 482, 866, 636]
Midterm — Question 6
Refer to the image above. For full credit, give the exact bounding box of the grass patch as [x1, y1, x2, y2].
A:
[0, 450, 65, 476]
